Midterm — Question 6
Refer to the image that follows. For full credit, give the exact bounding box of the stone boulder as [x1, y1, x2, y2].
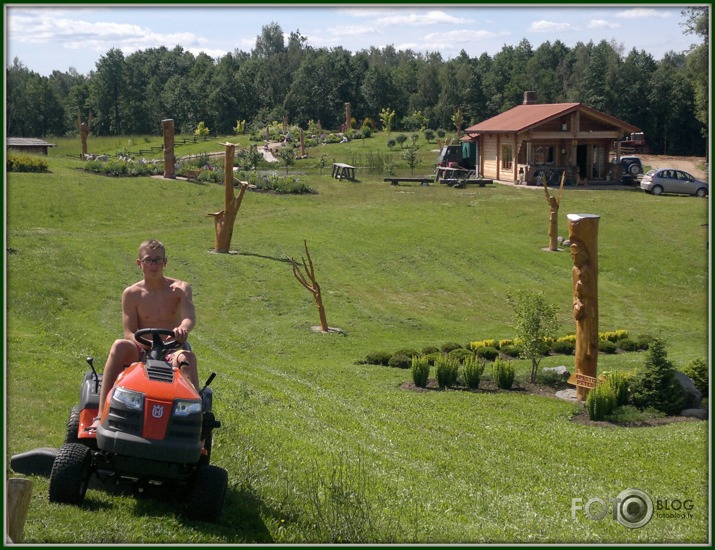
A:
[674, 370, 702, 409]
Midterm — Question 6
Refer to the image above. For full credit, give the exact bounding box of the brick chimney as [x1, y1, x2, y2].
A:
[523, 91, 538, 105]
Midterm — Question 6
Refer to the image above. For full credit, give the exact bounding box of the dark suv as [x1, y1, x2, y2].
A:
[612, 156, 643, 183]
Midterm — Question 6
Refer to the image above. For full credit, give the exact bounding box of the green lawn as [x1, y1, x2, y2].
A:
[5, 136, 710, 543]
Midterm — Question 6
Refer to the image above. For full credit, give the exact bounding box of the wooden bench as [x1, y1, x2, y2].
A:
[332, 162, 356, 181]
[448, 178, 494, 188]
[383, 177, 433, 186]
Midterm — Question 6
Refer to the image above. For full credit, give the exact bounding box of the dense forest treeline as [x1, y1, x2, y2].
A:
[6, 8, 708, 156]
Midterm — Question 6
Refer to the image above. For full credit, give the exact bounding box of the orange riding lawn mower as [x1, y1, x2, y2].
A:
[28, 329, 227, 522]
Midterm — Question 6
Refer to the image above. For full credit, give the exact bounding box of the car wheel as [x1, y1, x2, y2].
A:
[695, 188, 707, 198]
[628, 163, 641, 176]
[48, 443, 93, 505]
[650, 185, 663, 196]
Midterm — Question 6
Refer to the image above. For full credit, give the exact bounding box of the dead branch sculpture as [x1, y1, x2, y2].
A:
[207, 142, 249, 253]
[287, 240, 329, 332]
[77, 110, 93, 158]
[542, 170, 566, 251]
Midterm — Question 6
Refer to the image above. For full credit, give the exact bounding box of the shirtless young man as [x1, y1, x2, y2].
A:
[92, 239, 198, 427]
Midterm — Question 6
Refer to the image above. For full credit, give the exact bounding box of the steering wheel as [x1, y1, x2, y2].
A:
[135, 328, 182, 361]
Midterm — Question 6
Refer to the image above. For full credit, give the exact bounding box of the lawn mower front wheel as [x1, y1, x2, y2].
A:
[48, 443, 93, 505]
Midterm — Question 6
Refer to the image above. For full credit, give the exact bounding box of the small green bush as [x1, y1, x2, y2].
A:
[551, 340, 575, 355]
[635, 334, 654, 350]
[598, 340, 618, 354]
[440, 342, 463, 353]
[421, 346, 440, 355]
[448, 348, 474, 364]
[536, 369, 569, 388]
[363, 351, 392, 366]
[631, 338, 685, 415]
[500, 344, 523, 358]
[681, 358, 708, 396]
[7, 153, 49, 173]
[411, 355, 431, 388]
[388, 354, 412, 369]
[461, 356, 485, 389]
[604, 371, 632, 407]
[492, 359, 515, 389]
[435, 356, 459, 389]
[586, 383, 616, 421]
[475, 346, 499, 361]
[394, 348, 420, 359]
[617, 338, 640, 352]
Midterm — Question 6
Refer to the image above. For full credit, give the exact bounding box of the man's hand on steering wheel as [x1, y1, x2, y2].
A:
[172, 326, 189, 344]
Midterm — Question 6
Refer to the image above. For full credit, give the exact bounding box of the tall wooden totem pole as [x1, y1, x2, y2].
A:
[567, 214, 600, 400]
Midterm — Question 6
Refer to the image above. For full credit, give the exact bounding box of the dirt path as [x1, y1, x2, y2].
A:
[638, 154, 708, 181]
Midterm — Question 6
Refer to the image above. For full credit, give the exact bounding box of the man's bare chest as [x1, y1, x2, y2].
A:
[135, 289, 181, 321]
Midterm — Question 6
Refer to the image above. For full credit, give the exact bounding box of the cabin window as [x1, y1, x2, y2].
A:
[534, 146, 554, 165]
[502, 145, 513, 170]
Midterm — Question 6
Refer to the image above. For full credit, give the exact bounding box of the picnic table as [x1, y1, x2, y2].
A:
[332, 162, 356, 181]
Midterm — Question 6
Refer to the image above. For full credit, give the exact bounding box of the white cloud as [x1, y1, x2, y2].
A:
[338, 7, 472, 27]
[528, 20, 575, 33]
[616, 8, 673, 19]
[8, 8, 206, 54]
[587, 19, 620, 30]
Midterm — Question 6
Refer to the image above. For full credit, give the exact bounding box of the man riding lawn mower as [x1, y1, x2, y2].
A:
[48, 328, 227, 522]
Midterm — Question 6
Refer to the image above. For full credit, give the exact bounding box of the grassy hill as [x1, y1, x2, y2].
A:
[5, 135, 709, 543]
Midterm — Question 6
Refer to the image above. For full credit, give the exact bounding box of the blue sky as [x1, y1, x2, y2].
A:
[5, 4, 700, 77]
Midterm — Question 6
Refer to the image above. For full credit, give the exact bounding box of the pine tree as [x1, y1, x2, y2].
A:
[630, 338, 684, 415]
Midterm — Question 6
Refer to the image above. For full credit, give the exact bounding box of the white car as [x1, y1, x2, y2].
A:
[640, 168, 708, 197]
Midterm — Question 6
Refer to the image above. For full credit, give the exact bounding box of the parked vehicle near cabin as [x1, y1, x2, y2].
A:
[640, 168, 708, 197]
[436, 143, 477, 171]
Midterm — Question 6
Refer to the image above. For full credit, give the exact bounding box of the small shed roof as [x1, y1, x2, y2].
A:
[7, 137, 56, 147]
[464, 103, 639, 135]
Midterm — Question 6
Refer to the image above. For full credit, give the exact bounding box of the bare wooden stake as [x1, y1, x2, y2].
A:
[287, 240, 329, 332]
[7, 477, 33, 543]
[208, 142, 249, 253]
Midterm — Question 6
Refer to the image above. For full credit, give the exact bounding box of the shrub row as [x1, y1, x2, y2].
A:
[83, 159, 163, 177]
[7, 153, 49, 173]
[411, 355, 514, 391]
[361, 333, 654, 368]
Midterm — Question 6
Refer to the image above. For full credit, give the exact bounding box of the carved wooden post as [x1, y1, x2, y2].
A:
[567, 213, 600, 401]
[543, 171, 566, 251]
[300, 128, 305, 158]
[7, 477, 33, 543]
[162, 119, 176, 179]
[207, 143, 248, 253]
[345, 102, 351, 132]
[287, 240, 329, 332]
[77, 111, 92, 158]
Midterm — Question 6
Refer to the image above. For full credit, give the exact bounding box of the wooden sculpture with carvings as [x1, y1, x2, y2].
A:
[567, 213, 600, 400]
[162, 119, 176, 179]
